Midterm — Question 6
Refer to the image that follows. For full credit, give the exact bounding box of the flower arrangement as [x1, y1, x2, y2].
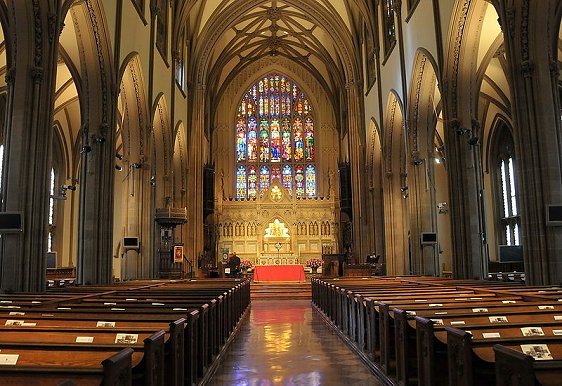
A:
[306, 258, 324, 269]
[239, 260, 254, 271]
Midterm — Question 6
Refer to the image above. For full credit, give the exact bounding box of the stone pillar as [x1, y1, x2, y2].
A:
[0, 1, 63, 292]
[346, 81, 368, 262]
[187, 84, 205, 273]
[495, 0, 562, 285]
[443, 116, 487, 279]
[74, 0, 116, 285]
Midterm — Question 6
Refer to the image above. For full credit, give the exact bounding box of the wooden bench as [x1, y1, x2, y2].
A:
[494, 343, 562, 386]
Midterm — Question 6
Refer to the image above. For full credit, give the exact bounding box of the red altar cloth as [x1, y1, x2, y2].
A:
[253, 265, 306, 282]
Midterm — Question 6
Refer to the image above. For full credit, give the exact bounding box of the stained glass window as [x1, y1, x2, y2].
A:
[235, 74, 316, 198]
[248, 166, 258, 199]
[306, 165, 316, 198]
[260, 166, 270, 191]
[236, 166, 247, 198]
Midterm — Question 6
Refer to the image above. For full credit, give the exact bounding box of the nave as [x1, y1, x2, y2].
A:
[208, 299, 382, 386]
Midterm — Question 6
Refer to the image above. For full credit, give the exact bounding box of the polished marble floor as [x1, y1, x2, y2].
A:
[208, 300, 382, 385]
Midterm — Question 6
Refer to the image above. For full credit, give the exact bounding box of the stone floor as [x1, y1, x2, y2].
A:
[208, 299, 383, 385]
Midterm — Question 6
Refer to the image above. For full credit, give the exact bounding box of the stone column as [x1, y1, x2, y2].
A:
[346, 81, 368, 262]
[0, 1, 63, 292]
[442, 116, 487, 279]
[187, 84, 205, 273]
[494, 0, 562, 285]
[74, 0, 116, 285]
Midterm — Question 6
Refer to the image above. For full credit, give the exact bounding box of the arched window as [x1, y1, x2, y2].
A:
[492, 122, 520, 246]
[381, 0, 396, 57]
[235, 74, 316, 198]
[48, 168, 56, 252]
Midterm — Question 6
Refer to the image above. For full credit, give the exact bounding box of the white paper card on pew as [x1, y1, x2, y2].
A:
[521, 344, 553, 360]
[502, 300, 516, 304]
[151, 303, 165, 306]
[76, 336, 94, 343]
[225, 268, 231, 274]
[521, 327, 545, 337]
[430, 319, 444, 325]
[0, 354, 19, 365]
[489, 316, 509, 323]
[553, 330, 562, 336]
[538, 305, 554, 310]
[173, 308, 188, 311]
[126, 299, 137, 301]
[21, 323, 36, 326]
[96, 321, 116, 328]
[554, 315, 562, 321]
[5, 320, 25, 326]
[0, 300, 12, 303]
[472, 308, 488, 313]
[429, 304, 443, 307]
[451, 321, 466, 325]
[104, 302, 117, 306]
[415, 299, 427, 302]
[8, 312, 24, 316]
[111, 308, 126, 311]
[483, 332, 501, 338]
[115, 334, 138, 344]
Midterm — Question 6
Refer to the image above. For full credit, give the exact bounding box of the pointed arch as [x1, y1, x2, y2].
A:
[117, 52, 149, 163]
[383, 91, 408, 275]
[406, 48, 447, 275]
[173, 121, 188, 208]
[366, 118, 384, 262]
[152, 93, 172, 207]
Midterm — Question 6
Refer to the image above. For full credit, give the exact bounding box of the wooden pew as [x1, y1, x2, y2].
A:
[494, 343, 562, 386]
[446, 327, 562, 386]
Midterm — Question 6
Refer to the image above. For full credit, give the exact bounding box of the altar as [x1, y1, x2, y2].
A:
[253, 265, 306, 282]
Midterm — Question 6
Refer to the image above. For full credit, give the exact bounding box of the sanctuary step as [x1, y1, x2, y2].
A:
[250, 282, 312, 300]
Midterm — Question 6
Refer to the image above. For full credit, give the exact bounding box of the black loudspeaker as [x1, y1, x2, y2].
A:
[546, 205, 562, 226]
[339, 162, 353, 219]
[0, 212, 23, 233]
[203, 164, 215, 219]
[420, 232, 438, 244]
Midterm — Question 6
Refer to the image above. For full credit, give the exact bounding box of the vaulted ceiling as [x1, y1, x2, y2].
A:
[184, 0, 365, 104]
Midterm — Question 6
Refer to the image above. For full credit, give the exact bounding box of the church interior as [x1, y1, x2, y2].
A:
[0, 0, 560, 384]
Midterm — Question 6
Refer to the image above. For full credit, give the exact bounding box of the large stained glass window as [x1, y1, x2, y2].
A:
[235, 74, 316, 198]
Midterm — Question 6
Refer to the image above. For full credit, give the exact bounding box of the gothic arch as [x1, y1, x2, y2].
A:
[173, 121, 188, 208]
[445, 0, 500, 126]
[117, 52, 149, 163]
[152, 93, 173, 208]
[366, 118, 384, 262]
[406, 48, 444, 275]
[383, 91, 408, 275]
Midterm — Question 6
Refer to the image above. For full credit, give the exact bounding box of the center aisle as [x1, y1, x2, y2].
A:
[208, 299, 382, 385]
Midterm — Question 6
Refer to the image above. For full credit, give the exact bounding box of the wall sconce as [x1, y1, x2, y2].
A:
[81, 145, 92, 153]
[412, 158, 424, 166]
[115, 165, 123, 171]
[51, 184, 76, 200]
[400, 186, 409, 199]
[94, 136, 106, 144]
[456, 127, 471, 136]
[437, 202, 448, 214]
[131, 162, 143, 169]
[468, 136, 479, 146]
[115, 153, 124, 160]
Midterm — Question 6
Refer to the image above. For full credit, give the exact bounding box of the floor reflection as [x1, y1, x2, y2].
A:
[209, 300, 382, 385]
